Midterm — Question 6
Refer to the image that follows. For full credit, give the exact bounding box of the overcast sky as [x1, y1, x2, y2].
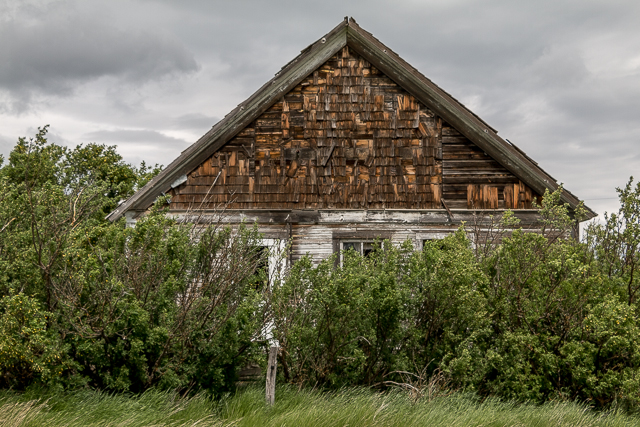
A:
[2, 0, 639, 220]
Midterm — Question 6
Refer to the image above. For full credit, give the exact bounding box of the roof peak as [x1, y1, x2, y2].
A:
[108, 19, 594, 221]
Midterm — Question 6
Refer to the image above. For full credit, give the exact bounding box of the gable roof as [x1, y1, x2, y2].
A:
[108, 17, 596, 221]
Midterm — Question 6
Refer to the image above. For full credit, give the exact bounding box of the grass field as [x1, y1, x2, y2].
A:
[1, 386, 639, 426]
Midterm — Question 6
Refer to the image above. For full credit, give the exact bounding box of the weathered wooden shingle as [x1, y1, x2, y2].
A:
[108, 17, 594, 221]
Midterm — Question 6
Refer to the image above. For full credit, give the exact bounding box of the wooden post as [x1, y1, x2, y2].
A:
[266, 346, 278, 406]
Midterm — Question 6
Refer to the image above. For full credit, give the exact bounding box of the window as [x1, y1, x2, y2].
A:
[259, 238, 287, 285]
[342, 241, 376, 256]
[340, 240, 379, 265]
[416, 232, 449, 251]
[422, 239, 448, 251]
[332, 232, 391, 266]
[249, 245, 270, 288]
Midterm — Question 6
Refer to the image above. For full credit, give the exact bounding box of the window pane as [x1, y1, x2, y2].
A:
[255, 246, 269, 272]
[362, 242, 375, 257]
[343, 242, 360, 253]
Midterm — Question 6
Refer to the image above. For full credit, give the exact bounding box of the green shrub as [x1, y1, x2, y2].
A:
[271, 231, 484, 388]
[0, 128, 268, 395]
[0, 293, 65, 389]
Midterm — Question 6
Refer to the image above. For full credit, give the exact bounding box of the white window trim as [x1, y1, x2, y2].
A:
[260, 238, 287, 285]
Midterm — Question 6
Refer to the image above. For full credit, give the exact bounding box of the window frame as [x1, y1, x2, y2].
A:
[339, 239, 381, 265]
[258, 238, 286, 286]
[416, 232, 450, 251]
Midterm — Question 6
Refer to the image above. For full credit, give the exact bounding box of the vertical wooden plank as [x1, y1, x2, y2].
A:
[281, 101, 290, 139]
[467, 184, 477, 209]
[293, 178, 301, 203]
[503, 185, 514, 209]
[266, 346, 278, 406]
[517, 180, 525, 209]
[485, 185, 498, 209]
[524, 186, 533, 209]
[435, 117, 443, 161]
[431, 183, 441, 208]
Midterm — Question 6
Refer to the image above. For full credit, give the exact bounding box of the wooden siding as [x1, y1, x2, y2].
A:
[170, 208, 551, 263]
[442, 125, 540, 208]
[192, 221, 547, 265]
[169, 46, 539, 211]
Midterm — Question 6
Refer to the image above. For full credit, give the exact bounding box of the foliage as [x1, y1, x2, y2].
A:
[0, 127, 267, 395]
[441, 187, 640, 408]
[53, 210, 268, 394]
[270, 232, 484, 388]
[403, 230, 487, 374]
[0, 294, 65, 389]
[271, 240, 412, 387]
[4, 126, 640, 410]
[0, 126, 149, 306]
[584, 178, 640, 305]
[271, 184, 640, 409]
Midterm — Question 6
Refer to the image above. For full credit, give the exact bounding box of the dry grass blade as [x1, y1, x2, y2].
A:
[0, 399, 46, 427]
[381, 367, 452, 403]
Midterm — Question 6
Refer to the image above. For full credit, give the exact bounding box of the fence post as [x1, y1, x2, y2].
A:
[266, 345, 278, 406]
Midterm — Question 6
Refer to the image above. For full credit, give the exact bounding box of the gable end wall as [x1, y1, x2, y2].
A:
[169, 47, 540, 211]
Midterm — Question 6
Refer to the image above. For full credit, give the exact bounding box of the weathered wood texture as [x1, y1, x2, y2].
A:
[266, 346, 278, 406]
[169, 47, 539, 211]
[442, 125, 540, 209]
[174, 211, 548, 264]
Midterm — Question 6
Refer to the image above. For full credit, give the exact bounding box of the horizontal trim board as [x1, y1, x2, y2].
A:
[167, 208, 544, 225]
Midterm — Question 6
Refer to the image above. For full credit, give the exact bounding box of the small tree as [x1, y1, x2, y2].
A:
[584, 178, 640, 306]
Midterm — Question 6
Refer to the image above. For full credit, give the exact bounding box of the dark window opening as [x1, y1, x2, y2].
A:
[422, 238, 447, 251]
[251, 245, 269, 288]
[343, 241, 360, 253]
[362, 242, 375, 257]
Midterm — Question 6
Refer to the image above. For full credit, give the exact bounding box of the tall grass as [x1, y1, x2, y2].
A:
[221, 387, 640, 427]
[0, 388, 220, 427]
[1, 386, 639, 426]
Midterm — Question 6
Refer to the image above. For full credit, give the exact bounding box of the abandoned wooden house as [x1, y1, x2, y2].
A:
[108, 17, 596, 266]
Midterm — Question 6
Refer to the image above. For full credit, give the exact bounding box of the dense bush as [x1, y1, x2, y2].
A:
[271, 181, 640, 408]
[0, 127, 268, 395]
[270, 230, 485, 388]
[0, 293, 65, 388]
[53, 211, 268, 393]
[3, 127, 640, 409]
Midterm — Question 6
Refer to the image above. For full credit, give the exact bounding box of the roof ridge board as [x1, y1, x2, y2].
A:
[108, 21, 349, 221]
[279, 18, 350, 73]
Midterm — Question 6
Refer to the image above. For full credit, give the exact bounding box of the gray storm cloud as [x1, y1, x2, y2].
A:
[1, 0, 640, 219]
[83, 129, 191, 167]
[0, 2, 199, 111]
[84, 129, 189, 149]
